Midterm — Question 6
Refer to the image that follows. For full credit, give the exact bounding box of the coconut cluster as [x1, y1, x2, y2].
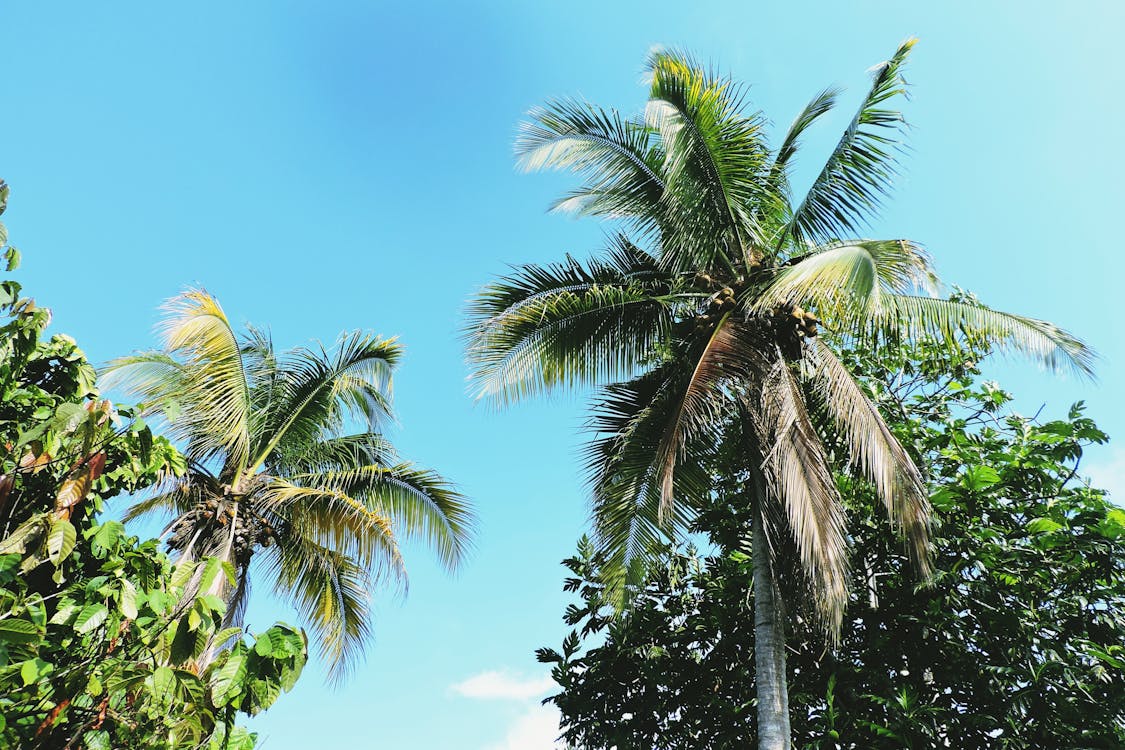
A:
[768, 303, 819, 360]
[692, 274, 741, 333]
[167, 496, 278, 562]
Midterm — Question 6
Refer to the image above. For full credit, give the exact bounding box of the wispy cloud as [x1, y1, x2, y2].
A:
[484, 703, 562, 750]
[451, 670, 555, 701]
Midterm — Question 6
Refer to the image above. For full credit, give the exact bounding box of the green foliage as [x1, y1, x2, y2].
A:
[541, 337, 1125, 748]
[0, 195, 307, 748]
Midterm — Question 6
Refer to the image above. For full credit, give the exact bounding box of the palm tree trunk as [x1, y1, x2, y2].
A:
[751, 479, 791, 750]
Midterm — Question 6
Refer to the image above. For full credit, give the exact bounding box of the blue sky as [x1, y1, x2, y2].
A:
[4, 2, 1123, 748]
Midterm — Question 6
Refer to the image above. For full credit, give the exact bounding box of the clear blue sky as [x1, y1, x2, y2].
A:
[3, 2, 1122, 748]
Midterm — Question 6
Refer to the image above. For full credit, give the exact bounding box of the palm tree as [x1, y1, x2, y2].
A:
[467, 40, 1093, 748]
[105, 290, 474, 677]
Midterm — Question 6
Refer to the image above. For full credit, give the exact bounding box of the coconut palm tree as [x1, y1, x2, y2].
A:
[105, 290, 474, 677]
[467, 40, 1093, 748]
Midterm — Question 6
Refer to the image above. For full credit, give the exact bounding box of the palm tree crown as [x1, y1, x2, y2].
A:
[106, 290, 475, 676]
[467, 39, 1093, 630]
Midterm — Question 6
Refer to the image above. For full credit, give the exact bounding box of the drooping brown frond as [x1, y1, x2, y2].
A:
[805, 340, 931, 576]
[751, 355, 849, 635]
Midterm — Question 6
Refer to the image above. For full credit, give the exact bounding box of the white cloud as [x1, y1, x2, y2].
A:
[451, 670, 555, 701]
[1086, 446, 1125, 502]
[451, 669, 564, 749]
[485, 703, 563, 750]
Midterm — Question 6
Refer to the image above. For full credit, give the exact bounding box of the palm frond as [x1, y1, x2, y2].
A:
[258, 478, 407, 588]
[223, 567, 253, 629]
[288, 462, 474, 573]
[121, 482, 198, 525]
[517, 99, 666, 225]
[784, 39, 916, 247]
[645, 50, 774, 271]
[753, 357, 849, 635]
[110, 289, 254, 471]
[653, 317, 770, 522]
[466, 248, 681, 403]
[869, 295, 1096, 377]
[805, 341, 931, 575]
[468, 235, 666, 322]
[755, 239, 938, 319]
[100, 352, 188, 424]
[772, 87, 839, 177]
[272, 433, 399, 476]
[585, 367, 713, 608]
[259, 535, 371, 681]
[241, 323, 284, 438]
[247, 332, 400, 473]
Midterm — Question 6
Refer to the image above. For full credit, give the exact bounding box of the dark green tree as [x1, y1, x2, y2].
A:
[539, 334, 1125, 749]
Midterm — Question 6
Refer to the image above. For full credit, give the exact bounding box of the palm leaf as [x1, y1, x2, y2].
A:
[805, 340, 931, 575]
[517, 98, 666, 225]
[585, 367, 713, 608]
[105, 290, 253, 471]
[467, 257, 681, 403]
[646, 50, 774, 271]
[772, 87, 839, 178]
[258, 478, 407, 588]
[246, 332, 400, 474]
[653, 317, 773, 522]
[272, 433, 400, 476]
[100, 352, 188, 428]
[753, 357, 849, 635]
[784, 39, 916, 247]
[259, 535, 371, 681]
[870, 295, 1095, 376]
[288, 462, 474, 573]
[755, 239, 938, 319]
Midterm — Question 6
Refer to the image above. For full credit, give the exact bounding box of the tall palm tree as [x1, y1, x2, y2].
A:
[467, 40, 1093, 748]
[105, 290, 474, 677]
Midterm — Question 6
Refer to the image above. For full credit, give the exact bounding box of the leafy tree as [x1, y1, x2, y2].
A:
[467, 41, 1092, 748]
[0, 188, 308, 749]
[105, 289, 475, 675]
[539, 335, 1125, 748]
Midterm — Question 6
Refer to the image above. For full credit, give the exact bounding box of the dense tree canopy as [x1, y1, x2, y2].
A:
[540, 334, 1125, 749]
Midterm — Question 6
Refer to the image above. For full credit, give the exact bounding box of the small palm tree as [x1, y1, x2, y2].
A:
[106, 290, 474, 676]
[467, 40, 1092, 748]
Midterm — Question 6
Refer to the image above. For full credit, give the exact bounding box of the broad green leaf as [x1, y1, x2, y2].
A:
[20, 657, 53, 686]
[74, 603, 109, 634]
[0, 513, 48, 555]
[199, 557, 223, 594]
[1027, 517, 1064, 534]
[961, 466, 1001, 492]
[49, 601, 80, 625]
[89, 520, 126, 556]
[53, 402, 89, 434]
[210, 651, 248, 706]
[170, 559, 197, 590]
[85, 730, 111, 750]
[0, 618, 41, 644]
[247, 678, 281, 714]
[46, 518, 77, 567]
[119, 578, 139, 619]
